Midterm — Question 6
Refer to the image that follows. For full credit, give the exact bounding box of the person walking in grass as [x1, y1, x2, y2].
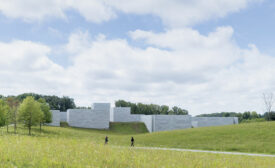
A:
[105, 136, 108, 145]
[131, 137, 134, 147]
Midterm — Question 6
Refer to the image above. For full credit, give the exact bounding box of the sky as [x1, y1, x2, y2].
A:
[0, 0, 275, 115]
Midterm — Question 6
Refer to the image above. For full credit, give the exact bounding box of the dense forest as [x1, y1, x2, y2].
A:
[0, 93, 76, 111]
[115, 100, 188, 115]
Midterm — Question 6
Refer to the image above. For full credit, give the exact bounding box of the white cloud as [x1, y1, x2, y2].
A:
[1, 27, 275, 115]
[107, 0, 262, 27]
[0, 0, 272, 115]
[0, 0, 115, 23]
[129, 27, 240, 71]
[0, 40, 66, 95]
[0, 0, 66, 21]
[51, 29, 275, 114]
[0, 0, 261, 26]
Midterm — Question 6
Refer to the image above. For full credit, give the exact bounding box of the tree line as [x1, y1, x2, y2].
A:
[0, 93, 76, 111]
[196, 111, 275, 122]
[115, 100, 188, 115]
[0, 96, 52, 135]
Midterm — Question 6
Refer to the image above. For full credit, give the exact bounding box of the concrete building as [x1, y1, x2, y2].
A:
[48, 110, 60, 127]
[49, 103, 238, 132]
[67, 103, 110, 129]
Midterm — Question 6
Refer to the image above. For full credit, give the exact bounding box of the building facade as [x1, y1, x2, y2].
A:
[49, 103, 238, 132]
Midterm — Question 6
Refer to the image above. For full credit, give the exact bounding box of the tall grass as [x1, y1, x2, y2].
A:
[0, 122, 274, 167]
[0, 130, 274, 168]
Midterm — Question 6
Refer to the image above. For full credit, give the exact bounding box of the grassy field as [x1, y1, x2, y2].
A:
[134, 121, 275, 154]
[0, 122, 274, 167]
[47, 121, 275, 154]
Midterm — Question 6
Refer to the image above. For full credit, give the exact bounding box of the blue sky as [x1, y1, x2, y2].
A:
[0, 0, 274, 115]
[194, 0, 275, 55]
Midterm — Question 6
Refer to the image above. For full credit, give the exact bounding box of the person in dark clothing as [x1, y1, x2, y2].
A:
[131, 137, 134, 147]
[105, 136, 108, 145]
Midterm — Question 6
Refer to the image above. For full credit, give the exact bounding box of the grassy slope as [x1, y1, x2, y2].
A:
[63, 121, 275, 154]
[13, 121, 274, 154]
[109, 122, 148, 134]
[133, 121, 275, 154]
[0, 123, 274, 168]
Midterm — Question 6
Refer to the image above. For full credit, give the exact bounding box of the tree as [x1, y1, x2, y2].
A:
[0, 99, 10, 132]
[18, 96, 43, 135]
[178, 108, 188, 115]
[5, 97, 20, 133]
[264, 112, 275, 121]
[263, 93, 274, 121]
[16, 93, 76, 111]
[251, 111, 259, 119]
[115, 100, 130, 107]
[160, 105, 169, 114]
[168, 110, 174, 115]
[115, 100, 189, 115]
[38, 98, 52, 132]
[172, 106, 179, 115]
[242, 111, 251, 120]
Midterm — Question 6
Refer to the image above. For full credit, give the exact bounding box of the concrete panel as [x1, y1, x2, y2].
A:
[92, 103, 110, 111]
[233, 117, 239, 124]
[153, 115, 191, 132]
[110, 107, 114, 122]
[60, 112, 67, 122]
[113, 107, 142, 122]
[192, 117, 238, 128]
[48, 110, 60, 126]
[67, 109, 110, 129]
[140, 115, 152, 132]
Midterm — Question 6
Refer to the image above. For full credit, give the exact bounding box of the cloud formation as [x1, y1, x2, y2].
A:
[0, 0, 273, 115]
[1, 27, 274, 114]
[0, 0, 115, 23]
[108, 0, 262, 27]
[0, 0, 261, 26]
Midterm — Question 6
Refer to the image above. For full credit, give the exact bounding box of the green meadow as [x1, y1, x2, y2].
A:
[0, 122, 274, 167]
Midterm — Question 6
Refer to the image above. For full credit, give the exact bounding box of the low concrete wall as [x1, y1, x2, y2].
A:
[67, 109, 110, 129]
[191, 117, 238, 128]
[113, 107, 142, 122]
[49, 110, 60, 126]
[140, 115, 152, 132]
[152, 115, 192, 132]
[60, 112, 67, 122]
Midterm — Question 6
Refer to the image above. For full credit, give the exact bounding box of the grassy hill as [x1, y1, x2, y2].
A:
[0, 122, 274, 167]
[133, 121, 275, 154]
[60, 121, 275, 154]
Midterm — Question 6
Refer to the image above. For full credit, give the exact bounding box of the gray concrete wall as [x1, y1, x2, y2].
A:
[48, 110, 60, 126]
[67, 109, 110, 129]
[140, 115, 152, 132]
[49, 102, 239, 132]
[110, 107, 114, 122]
[152, 115, 192, 132]
[191, 117, 238, 128]
[113, 107, 142, 122]
[60, 112, 67, 122]
[92, 103, 111, 111]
